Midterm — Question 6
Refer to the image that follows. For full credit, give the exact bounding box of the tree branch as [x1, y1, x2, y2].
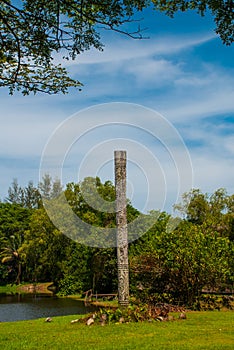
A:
[0, 11, 21, 83]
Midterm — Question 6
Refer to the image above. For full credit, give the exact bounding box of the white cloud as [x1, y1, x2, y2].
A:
[223, 136, 234, 155]
[192, 154, 234, 195]
[64, 35, 234, 126]
[0, 19, 233, 212]
[124, 58, 182, 85]
[163, 88, 234, 123]
[61, 33, 214, 66]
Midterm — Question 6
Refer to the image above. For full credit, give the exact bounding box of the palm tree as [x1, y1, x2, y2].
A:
[1, 235, 22, 284]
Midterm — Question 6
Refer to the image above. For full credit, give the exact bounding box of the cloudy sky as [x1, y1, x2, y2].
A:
[0, 7, 234, 214]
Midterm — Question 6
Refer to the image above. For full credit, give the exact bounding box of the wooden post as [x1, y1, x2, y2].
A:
[115, 150, 129, 307]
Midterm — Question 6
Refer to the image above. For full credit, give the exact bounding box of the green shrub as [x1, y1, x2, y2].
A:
[57, 275, 83, 296]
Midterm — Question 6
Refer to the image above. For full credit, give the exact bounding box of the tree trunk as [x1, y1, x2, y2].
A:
[16, 261, 21, 285]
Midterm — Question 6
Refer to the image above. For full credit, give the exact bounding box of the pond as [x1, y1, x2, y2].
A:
[0, 293, 96, 322]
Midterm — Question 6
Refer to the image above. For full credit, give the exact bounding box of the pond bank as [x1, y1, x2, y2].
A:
[18, 282, 54, 294]
[0, 282, 54, 295]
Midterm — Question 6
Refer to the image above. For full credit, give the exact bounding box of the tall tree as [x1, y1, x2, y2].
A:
[6, 178, 24, 205]
[38, 174, 63, 199]
[174, 188, 234, 240]
[130, 217, 233, 306]
[6, 179, 41, 208]
[0, 202, 32, 284]
[1, 234, 22, 284]
[23, 181, 41, 208]
[1, 1, 233, 95]
[21, 208, 68, 283]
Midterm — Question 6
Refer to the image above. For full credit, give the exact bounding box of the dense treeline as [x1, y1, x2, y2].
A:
[0, 177, 233, 307]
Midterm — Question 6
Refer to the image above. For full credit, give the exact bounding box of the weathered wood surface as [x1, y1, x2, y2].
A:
[115, 150, 129, 307]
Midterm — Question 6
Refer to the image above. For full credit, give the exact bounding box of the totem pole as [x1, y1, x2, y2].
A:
[115, 150, 129, 306]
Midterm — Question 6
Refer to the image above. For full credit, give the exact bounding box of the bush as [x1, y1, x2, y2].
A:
[57, 275, 83, 296]
[192, 294, 234, 310]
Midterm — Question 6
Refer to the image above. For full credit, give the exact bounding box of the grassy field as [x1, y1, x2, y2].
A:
[0, 311, 233, 350]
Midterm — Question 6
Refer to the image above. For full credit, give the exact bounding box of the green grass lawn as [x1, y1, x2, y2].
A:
[0, 311, 233, 350]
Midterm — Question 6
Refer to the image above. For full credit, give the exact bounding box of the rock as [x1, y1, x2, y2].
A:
[179, 312, 186, 320]
[45, 317, 52, 322]
[71, 319, 79, 324]
[119, 317, 125, 324]
[100, 313, 107, 326]
[86, 317, 95, 326]
[167, 315, 174, 321]
[156, 316, 164, 322]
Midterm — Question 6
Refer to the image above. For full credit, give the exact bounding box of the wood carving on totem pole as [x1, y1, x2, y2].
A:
[115, 150, 129, 307]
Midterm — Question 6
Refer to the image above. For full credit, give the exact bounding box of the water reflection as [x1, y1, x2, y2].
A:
[0, 293, 95, 322]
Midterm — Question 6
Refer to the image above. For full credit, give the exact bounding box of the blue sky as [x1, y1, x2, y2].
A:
[0, 8, 234, 214]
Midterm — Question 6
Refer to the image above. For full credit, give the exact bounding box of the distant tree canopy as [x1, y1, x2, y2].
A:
[0, 1, 233, 95]
[0, 179, 233, 308]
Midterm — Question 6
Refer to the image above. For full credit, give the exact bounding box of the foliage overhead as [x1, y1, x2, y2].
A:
[0, 1, 233, 95]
